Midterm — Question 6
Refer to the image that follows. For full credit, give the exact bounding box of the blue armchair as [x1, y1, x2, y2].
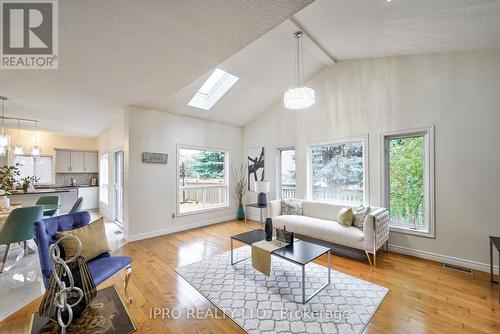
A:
[34, 211, 132, 303]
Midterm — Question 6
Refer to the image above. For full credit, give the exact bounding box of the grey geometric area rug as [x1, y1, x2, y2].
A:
[175, 246, 388, 334]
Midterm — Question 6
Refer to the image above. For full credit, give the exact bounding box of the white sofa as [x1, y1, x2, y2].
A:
[268, 200, 389, 266]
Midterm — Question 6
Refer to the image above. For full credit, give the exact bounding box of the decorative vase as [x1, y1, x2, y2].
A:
[237, 204, 245, 221]
[265, 218, 273, 241]
[0, 195, 9, 209]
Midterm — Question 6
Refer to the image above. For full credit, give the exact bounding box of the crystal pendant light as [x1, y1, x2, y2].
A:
[284, 31, 315, 110]
[13, 119, 23, 156]
[0, 96, 10, 155]
[31, 121, 40, 156]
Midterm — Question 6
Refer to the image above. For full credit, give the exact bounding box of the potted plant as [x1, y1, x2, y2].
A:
[21, 175, 39, 192]
[0, 163, 21, 209]
[231, 163, 247, 220]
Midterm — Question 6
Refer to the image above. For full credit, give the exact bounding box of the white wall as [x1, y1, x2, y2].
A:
[125, 106, 242, 241]
[97, 111, 125, 221]
[243, 49, 500, 272]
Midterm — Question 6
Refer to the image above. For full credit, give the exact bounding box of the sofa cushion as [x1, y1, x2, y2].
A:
[353, 205, 370, 230]
[86, 253, 131, 285]
[302, 201, 345, 221]
[337, 208, 353, 227]
[281, 199, 303, 215]
[57, 217, 111, 262]
[272, 215, 364, 250]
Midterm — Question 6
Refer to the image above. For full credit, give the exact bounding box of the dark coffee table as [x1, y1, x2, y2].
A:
[490, 236, 500, 303]
[230, 230, 331, 304]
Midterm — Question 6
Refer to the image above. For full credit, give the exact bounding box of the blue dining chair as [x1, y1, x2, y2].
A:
[0, 206, 43, 272]
[34, 211, 133, 303]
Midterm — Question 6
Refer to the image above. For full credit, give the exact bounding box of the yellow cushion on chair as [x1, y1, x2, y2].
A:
[57, 217, 111, 261]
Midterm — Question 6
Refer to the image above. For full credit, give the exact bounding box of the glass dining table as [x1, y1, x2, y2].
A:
[0, 203, 60, 254]
[0, 203, 60, 227]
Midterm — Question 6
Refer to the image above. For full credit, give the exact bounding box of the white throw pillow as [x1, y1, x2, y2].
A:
[281, 199, 303, 216]
[353, 205, 370, 230]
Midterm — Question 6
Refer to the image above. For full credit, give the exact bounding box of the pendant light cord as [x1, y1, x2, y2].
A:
[1, 98, 4, 133]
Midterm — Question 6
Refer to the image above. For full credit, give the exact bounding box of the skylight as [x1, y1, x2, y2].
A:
[188, 68, 239, 110]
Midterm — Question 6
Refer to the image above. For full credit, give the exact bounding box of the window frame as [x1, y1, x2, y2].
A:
[176, 144, 230, 216]
[276, 147, 296, 200]
[381, 126, 435, 238]
[12, 154, 55, 185]
[99, 153, 109, 205]
[307, 135, 370, 206]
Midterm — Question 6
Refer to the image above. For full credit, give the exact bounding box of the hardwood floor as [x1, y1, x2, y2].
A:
[1, 220, 499, 333]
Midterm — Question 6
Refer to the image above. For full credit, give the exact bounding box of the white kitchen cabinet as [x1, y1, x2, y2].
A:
[78, 186, 98, 210]
[70, 151, 85, 172]
[55, 150, 71, 172]
[56, 150, 98, 173]
[84, 152, 98, 172]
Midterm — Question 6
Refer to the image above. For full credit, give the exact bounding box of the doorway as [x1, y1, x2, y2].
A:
[114, 150, 124, 226]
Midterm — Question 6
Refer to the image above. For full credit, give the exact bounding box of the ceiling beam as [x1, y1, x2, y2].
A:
[289, 16, 337, 65]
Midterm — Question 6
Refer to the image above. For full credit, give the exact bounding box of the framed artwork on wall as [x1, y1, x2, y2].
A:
[248, 147, 265, 191]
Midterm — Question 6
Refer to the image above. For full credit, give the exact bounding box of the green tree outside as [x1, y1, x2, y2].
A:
[389, 137, 425, 228]
[189, 151, 225, 179]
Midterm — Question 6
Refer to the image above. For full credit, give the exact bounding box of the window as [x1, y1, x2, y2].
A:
[99, 153, 109, 204]
[383, 127, 434, 237]
[188, 68, 239, 110]
[309, 138, 367, 205]
[177, 146, 229, 214]
[278, 148, 296, 199]
[13, 155, 53, 184]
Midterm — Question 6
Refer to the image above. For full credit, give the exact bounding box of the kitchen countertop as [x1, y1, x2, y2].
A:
[9, 185, 98, 195]
[10, 189, 74, 195]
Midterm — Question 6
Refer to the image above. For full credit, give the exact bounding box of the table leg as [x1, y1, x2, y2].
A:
[302, 265, 306, 304]
[328, 251, 331, 284]
[491, 240, 494, 282]
[231, 238, 233, 265]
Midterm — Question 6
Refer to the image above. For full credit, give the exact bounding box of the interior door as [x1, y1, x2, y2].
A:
[114, 151, 124, 226]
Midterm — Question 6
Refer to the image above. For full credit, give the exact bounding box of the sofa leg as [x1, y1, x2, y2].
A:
[0, 244, 10, 273]
[365, 251, 373, 266]
[124, 265, 133, 304]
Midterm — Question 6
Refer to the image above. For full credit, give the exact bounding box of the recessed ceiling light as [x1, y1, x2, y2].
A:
[188, 68, 239, 110]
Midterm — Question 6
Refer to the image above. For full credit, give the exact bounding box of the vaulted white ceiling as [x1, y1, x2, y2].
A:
[2, 0, 500, 136]
[0, 0, 313, 136]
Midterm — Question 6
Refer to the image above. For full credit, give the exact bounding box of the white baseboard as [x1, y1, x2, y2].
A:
[389, 244, 499, 275]
[127, 215, 235, 242]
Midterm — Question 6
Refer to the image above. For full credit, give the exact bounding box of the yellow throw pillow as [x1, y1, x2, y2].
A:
[57, 217, 110, 261]
[337, 208, 353, 227]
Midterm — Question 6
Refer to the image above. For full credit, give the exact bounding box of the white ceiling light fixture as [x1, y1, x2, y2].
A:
[188, 68, 239, 110]
[31, 121, 40, 156]
[0, 96, 10, 154]
[284, 31, 315, 110]
[13, 119, 23, 156]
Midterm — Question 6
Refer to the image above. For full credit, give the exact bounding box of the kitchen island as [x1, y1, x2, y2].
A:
[9, 188, 78, 213]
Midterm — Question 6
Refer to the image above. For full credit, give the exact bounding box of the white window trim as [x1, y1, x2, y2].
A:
[99, 153, 109, 205]
[380, 126, 435, 238]
[307, 135, 370, 206]
[276, 147, 296, 200]
[176, 144, 231, 216]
